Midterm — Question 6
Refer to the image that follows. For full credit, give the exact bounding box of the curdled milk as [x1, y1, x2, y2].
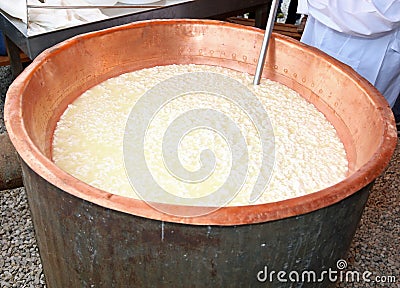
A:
[52, 64, 348, 206]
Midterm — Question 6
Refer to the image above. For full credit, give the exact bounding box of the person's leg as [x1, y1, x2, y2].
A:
[285, 0, 300, 24]
[393, 93, 400, 123]
[0, 32, 7, 56]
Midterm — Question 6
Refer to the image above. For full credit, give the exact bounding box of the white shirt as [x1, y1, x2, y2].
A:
[298, 0, 400, 107]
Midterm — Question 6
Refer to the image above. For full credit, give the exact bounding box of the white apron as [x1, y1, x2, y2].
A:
[298, 0, 400, 107]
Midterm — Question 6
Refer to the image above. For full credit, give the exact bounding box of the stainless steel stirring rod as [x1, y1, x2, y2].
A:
[253, 0, 281, 86]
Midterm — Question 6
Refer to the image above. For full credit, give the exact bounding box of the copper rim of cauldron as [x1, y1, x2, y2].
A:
[5, 19, 398, 226]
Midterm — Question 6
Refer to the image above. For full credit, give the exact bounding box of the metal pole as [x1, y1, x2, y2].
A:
[253, 0, 280, 85]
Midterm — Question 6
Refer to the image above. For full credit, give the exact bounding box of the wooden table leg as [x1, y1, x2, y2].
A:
[4, 36, 24, 79]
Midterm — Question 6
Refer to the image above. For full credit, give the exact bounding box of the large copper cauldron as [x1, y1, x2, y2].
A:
[5, 20, 397, 287]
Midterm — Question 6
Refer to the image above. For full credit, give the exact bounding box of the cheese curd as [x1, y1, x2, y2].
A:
[52, 64, 348, 206]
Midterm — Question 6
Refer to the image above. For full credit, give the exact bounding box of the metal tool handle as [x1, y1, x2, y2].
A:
[253, 0, 280, 86]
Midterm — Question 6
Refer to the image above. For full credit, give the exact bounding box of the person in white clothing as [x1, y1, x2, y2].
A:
[298, 0, 400, 109]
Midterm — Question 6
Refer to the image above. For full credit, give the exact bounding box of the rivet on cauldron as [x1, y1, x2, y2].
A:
[302, 77, 306, 83]
[243, 55, 248, 62]
[274, 65, 278, 69]
[284, 68, 288, 73]
[293, 73, 298, 78]
[232, 53, 237, 59]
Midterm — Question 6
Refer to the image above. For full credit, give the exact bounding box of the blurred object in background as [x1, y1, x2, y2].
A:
[276, 0, 284, 19]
